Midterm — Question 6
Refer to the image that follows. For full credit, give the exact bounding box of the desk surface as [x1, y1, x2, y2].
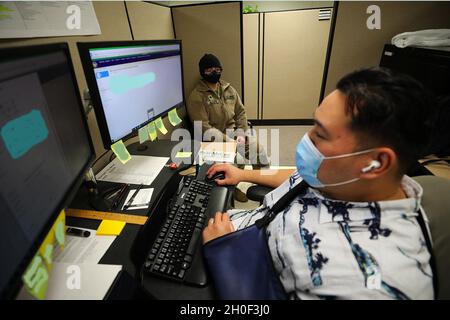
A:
[69, 139, 216, 299]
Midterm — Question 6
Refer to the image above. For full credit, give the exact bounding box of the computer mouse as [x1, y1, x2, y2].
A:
[206, 171, 225, 183]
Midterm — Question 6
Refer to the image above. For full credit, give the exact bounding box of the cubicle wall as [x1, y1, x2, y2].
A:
[243, 8, 333, 120]
[171, 2, 243, 101]
[0, 1, 176, 171]
[127, 1, 174, 40]
[243, 13, 259, 120]
[263, 8, 332, 119]
[325, 1, 450, 95]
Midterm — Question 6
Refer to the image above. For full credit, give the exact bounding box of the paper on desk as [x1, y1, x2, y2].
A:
[45, 263, 122, 300]
[53, 227, 115, 264]
[122, 188, 154, 210]
[198, 142, 237, 165]
[96, 155, 169, 185]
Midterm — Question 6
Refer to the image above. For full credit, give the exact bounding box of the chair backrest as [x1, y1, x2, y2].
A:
[413, 175, 450, 300]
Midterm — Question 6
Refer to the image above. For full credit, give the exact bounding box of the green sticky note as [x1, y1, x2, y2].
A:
[175, 151, 192, 158]
[138, 126, 149, 144]
[147, 122, 157, 141]
[22, 254, 49, 300]
[155, 117, 168, 135]
[54, 210, 65, 250]
[111, 140, 131, 164]
[168, 108, 182, 127]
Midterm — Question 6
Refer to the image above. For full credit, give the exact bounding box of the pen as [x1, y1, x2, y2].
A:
[66, 227, 91, 237]
[112, 183, 129, 210]
[123, 184, 143, 210]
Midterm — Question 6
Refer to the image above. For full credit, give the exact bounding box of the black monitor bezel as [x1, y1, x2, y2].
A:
[77, 39, 186, 150]
[0, 42, 95, 300]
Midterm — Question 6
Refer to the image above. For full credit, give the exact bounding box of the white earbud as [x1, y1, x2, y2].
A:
[361, 160, 381, 173]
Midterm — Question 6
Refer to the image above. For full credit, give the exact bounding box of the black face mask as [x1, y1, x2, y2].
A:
[203, 71, 221, 84]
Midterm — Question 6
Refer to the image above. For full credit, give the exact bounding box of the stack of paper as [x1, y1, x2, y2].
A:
[197, 142, 237, 165]
[96, 155, 169, 185]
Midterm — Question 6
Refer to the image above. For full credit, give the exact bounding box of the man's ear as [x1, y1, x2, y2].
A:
[362, 148, 397, 178]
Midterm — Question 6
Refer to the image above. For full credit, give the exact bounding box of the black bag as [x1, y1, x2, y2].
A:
[203, 181, 308, 300]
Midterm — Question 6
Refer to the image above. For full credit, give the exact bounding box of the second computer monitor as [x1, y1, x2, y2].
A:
[78, 40, 185, 149]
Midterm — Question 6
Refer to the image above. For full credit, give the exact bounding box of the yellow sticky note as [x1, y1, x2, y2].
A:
[168, 108, 182, 127]
[175, 151, 192, 158]
[38, 226, 55, 264]
[155, 117, 168, 135]
[138, 126, 149, 144]
[54, 210, 66, 250]
[147, 121, 157, 141]
[22, 254, 49, 300]
[111, 140, 131, 164]
[96, 220, 126, 236]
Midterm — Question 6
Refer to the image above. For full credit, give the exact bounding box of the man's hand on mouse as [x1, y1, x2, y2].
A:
[202, 211, 235, 244]
[206, 163, 243, 186]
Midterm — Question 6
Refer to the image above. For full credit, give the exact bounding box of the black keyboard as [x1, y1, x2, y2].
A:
[143, 175, 231, 286]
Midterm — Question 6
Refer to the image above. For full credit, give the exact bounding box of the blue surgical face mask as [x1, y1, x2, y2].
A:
[295, 133, 374, 188]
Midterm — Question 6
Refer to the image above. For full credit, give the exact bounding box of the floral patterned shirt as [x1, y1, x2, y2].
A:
[229, 171, 433, 300]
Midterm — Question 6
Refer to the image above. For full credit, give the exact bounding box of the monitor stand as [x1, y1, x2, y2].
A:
[136, 144, 148, 152]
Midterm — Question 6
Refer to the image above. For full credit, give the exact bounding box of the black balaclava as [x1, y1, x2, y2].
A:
[199, 53, 222, 84]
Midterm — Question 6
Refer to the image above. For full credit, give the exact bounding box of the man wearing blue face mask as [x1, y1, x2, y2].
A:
[202, 67, 435, 299]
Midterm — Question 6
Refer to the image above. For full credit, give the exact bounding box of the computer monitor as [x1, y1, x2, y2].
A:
[77, 40, 185, 149]
[0, 43, 95, 299]
[380, 44, 450, 98]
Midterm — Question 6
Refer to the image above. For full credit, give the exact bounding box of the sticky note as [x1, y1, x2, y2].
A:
[54, 210, 66, 250]
[168, 108, 182, 126]
[96, 220, 126, 236]
[138, 126, 149, 144]
[147, 121, 157, 141]
[38, 231, 55, 270]
[111, 140, 131, 164]
[1, 109, 48, 159]
[155, 117, 168, 135]
[175, 151, 192, 158]
[22, 254, 49, 300]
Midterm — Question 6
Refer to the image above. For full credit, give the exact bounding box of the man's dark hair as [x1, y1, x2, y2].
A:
[336, 67, 435, 175]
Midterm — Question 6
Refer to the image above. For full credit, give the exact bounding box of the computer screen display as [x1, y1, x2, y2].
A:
[78, 40, 184, 149]
[0, 43, 94, 298]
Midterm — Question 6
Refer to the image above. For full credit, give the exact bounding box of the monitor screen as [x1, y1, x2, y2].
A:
[380, 44, 450, 98]
[78, 40, 184, 149]
[0, 43, 94, 299]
